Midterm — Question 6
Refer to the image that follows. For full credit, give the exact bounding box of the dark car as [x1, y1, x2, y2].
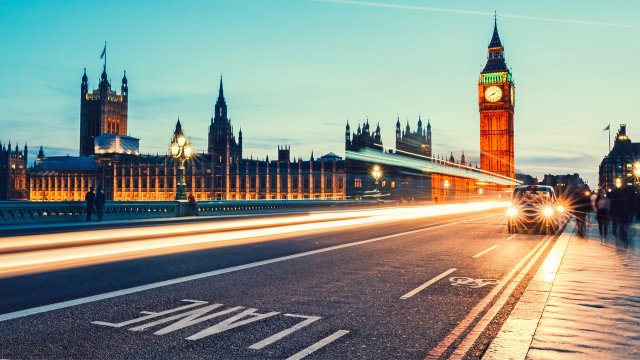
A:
[506, 185, 564, 234]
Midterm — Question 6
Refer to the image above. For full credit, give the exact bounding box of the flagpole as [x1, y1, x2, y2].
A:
[608, 124, 611, 152]
[104, 41, 107, 71]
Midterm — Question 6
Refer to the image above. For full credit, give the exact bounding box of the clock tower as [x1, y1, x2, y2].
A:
[478, 16, 515, 179]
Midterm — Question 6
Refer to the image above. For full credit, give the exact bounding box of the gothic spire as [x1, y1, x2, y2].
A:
[218, 75, 224, 100]
[489, 12, 502, 48]
[482, 14, 509, 74]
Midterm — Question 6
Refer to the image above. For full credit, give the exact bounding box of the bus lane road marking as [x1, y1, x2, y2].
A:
[92, 298, 346, 359]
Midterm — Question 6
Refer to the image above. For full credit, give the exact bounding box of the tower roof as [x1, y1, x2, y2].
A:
[481, 15, 509, 74]
[489, 15, 503, 48]
[218, 75, 224, 100]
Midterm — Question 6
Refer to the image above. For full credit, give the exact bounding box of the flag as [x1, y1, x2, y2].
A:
[603, 124, 610, 131]
[100, 44, 106, 59]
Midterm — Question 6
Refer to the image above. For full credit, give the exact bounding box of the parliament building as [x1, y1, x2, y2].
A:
[1, 19, 517, 202]
[26, 68, 346, 202]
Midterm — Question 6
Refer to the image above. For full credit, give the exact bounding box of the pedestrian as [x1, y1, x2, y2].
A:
[609, 188, 620, 237]
[85, 187, 95, 221]
[95, 185, 106, 221]
[616, 187, 634, 248]
[595, 190, 610, 242]
[188, 193, 198, 216]
[571, 185, 591, 238]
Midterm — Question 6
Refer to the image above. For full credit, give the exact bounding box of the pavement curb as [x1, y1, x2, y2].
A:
[482, 223, 574, 360]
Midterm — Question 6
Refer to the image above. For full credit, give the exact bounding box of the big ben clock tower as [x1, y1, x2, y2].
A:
[479, 16, 515, 179]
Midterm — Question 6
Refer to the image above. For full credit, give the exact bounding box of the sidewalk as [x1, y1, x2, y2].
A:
[484, 220, 640, 359]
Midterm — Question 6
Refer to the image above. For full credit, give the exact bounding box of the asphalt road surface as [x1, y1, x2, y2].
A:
[0, 205, 558, 359]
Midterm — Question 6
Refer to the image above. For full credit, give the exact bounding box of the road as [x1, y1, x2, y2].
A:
[0, 203, 559, 359]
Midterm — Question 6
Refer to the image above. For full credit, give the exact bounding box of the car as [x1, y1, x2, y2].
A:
[506, 185, 565, 234]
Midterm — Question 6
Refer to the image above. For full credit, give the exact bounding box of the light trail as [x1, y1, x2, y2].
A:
[0, 202, 508, 278]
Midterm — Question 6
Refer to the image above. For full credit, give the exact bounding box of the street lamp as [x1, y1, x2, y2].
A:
[170, 119, 192, 200]
[444, 179, 450, 201]
[634, 162, 640, 194]
[371, 165, 382, 192]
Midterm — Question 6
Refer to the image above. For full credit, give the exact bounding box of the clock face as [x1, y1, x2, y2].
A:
[485, 86, 502, 102]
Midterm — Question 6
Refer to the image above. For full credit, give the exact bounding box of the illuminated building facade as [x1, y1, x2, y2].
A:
[0, 142, 28, 200]
[80, 66, 128, 156]
[599, 124, 640, 192]
[478, 18, 515, 179]
[28, 72, 345, 202]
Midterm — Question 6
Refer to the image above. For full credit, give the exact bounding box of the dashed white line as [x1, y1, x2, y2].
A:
[472, 244, 498, 258]
[506, 234, 518, 240]
[285, 330, 350, 360]
[400, 268, 458, 300]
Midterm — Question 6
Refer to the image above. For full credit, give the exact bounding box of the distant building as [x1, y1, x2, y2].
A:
[541, 173, 585, 199]
[0, 142, 28, 200]
[395, 116, 432, 158]
[599, 124, 640, 191]
[515, 173, 538, 186]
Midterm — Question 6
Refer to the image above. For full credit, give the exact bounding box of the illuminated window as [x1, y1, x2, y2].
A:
[354, 178, 362, 188]
[391, 181, 396, 188]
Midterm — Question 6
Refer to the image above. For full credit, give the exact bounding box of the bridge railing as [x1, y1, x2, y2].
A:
[0, 200, 389, 226]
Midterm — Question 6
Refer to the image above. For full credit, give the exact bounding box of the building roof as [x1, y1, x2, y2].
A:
[34, 156, 100, 171]
[320, 152, 342, 160]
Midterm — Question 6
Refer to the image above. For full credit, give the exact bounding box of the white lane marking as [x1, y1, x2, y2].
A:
[249, 314, 321, 350]
[506, 234, 517, 240]
[0, 213, 500, 323]
[425, 236, 552, 359]
[285, 330, 350, 360]
[472, 244, 498, 258]
[91, 299, 208, 328]
[400, 268, 458, 300]
[449, 237, 554, 359]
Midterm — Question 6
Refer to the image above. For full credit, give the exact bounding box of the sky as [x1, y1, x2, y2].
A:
[1, 0, 639, 186]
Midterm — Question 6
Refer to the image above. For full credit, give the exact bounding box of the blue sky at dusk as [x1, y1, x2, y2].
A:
[1, 0, 639, 185]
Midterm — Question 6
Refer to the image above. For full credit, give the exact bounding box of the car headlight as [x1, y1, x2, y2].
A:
[543, 207, 554, 217]
[507, 207, 518, 216]
[556, 205, 565, 213]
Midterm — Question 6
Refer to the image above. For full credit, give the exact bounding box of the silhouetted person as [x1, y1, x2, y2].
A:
[595, 190, 610, 242]
[609, 188, 621, 237]
[614, 187, 634, 247]
[95, 185, 106, 221]
[188, 193, 198, 216]
[571, 186, 591, 238]
[85, 187, 95, 221]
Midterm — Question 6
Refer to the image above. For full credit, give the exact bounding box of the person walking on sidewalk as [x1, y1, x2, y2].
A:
[95, 185, 106, 221]
[85, 187, 95, 221]
[595, 190, 610, 242]
[571, 185, 592, 238]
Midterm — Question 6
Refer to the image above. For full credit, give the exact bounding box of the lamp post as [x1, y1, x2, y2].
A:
[634, 162, 640, 195]
[444, 179, 450, 201]
[371, 165, 382, 193]
[170, 119, 192, 200]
